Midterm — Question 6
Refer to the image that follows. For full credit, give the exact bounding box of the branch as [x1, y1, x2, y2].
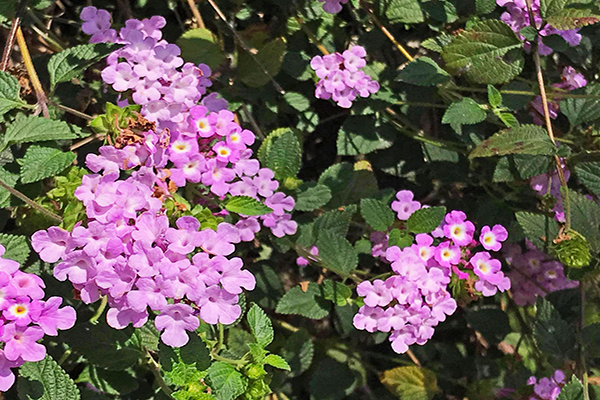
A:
[16, 26, 50, 118]
[0, 177, 62, 223]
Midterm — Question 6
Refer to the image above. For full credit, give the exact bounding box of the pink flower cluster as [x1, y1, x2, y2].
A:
[497, 0, 582, 55]
[81, 7, 297, 238]
[504, 241, 577, 306]
[80, 6, 116, 43]
[0, 245, 76, 391]
[310, 46, 380, 108]
[317, 0, 348, 14]
[530, 159, 570, 222]
[527, 370, 567, 400]
[530, 66, 587, 125]
[354, 190, 512, 354]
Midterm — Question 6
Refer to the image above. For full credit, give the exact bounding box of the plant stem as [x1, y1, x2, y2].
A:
[450, 85, 600, 100]
[50, 101, 94, 121]
[295, 15, 330, 55]
[185, 0, 206, 29]
[216, 323, 224, 353]
[0, 177, 63, 223]
[146, 350, 175, 398]
[581, 285, 590, 400]
[360, 1, 414, 61]
[16, 26, 50, 118]
[396, 100, 448, 109]
[89, 296, 107, 324]
[57, 349, 71, 365]
[1, 0, 27, 72]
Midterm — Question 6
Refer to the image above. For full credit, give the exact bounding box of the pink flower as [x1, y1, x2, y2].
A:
[479, 225, 508, 251]
[391, 190, 421, 220]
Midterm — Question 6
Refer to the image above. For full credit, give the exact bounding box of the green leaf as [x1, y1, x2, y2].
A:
[18, 355, 80, 400]
[540, 0, 594, 18]
[282, 329, 313, 377]
[322, 280, 352, 306]
[442, 98, 487, 133]
[318, 163, 379, 208]
[247, 303, 274, 348]
[0, 166, 18, 208]
[177, 28, 226, 70]
[238, 37, 286, 88]
[469, 125, 556, 159]
[18, 145, 76, 184]
[2, 115, 79, 151]
[76, 365, 138, 396]
[534, 298, 576, 366]
[283, 92, 310, 111]
[265, 130, 302, 180]
[498, 112, 520, 127]
[337, 116, 395, 156]
[406, 206, 446, 234]
[515, 211, 559, 251]
[397, 57, 450, 86]
[546, 8, 599, 29]
[313, 206, 356, 241]
[295, 183, 332, 212]
[377, 0, 424, 23]
[488, 85, 502, 108]
[575, 161, 600, 195]
[48, 43, 120, 90]
[310, 357, 357, 400]
[557, 376, 584, 400]
[275, 283, 330, 319]
[206, 362, 248, 400]
[388, 228, 414, 248]
[263, 354, 291, 371]
[465, 308, 511, 346]
[442, 20, 524, 84]
[380, 366, 439, 400]
[160, 334, 211, 387]
[582, 323, 600, 359]
[0, 234, 30, 264]
[561, 84, 600, 125]
[0, 70, 25, 117]
[360, 198, 395, 231]
[476, 0, 497, 14]
[568, 189, 600, 253]
[225, 196, 272, 216]
[316, 230, 359, 273]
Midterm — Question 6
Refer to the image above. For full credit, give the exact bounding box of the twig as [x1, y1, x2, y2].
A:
[69, 133, 104, 151]
[1, 0, 27, 72]
[449, 85, 600, 100]
[16, 26, 50, 118]
[240, 104, 265, 140]
[205, 0, 286, 95]
[50, 101, 94, 121]
[146, 350, 175, 398]
[295, 15, 330, 55]
[406, 349, 421, 367]
[0, 177, 62, 223]
[360, 1, 414, 62]
[185, 0, 206, 29]
[89, 296, 107, 324]
[26, 8, 66, 51]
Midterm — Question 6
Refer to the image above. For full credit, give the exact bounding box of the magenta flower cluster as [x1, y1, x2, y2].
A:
[310, 46, 380, 108]
[527, 370, 567, 400]
[504, 241, 577, 306]
[530, 66, 587, 125]
[0, 245, 76, 391]
[317, 0, 348, 14]
[354, 190, 511, 354]
[81, 7, 297, 238]
[497, 0, 582, 55]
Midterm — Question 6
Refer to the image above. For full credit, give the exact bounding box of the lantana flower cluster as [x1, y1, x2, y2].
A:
[497, 0, 582, 55]
[530, 66, 587, 125]
[310, 46, 380, 108]
[0, 245, 76, 391]
[317, 0, 348, 14]
[527, 370, 567, 400]
[354, 190, 511, 354]
[504, 241, 577, 306]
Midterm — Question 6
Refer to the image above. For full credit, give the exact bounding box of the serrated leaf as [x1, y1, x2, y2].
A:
[295, 183, 332, 212]
[177, 28, 226, 70]
[568, 188, 600, 253]
[488, 85, 502, 108]
[247, 303, 274, 348]
[0, 234, 30, 264]
[397, 57, 450, 86]
[582, 323, 600, 359]
[442, 98, 487, 133]
[534, 298, 576, 366]
[275, 283, 330, 319]
[48, 43, 119, 90]
[0, 166, 18, 208]
[407, 207, 446, 234]
[469, 125, 556, 159]
[557, 376, 584, 400]
[17, 146, 76, 184]
[476, 0, 497, 14]
[388, 228, 414, 248]
[265, 130, 302, 180]
[465, 308, 511, 346]
[160, 334, 211, 387]
[515, 211, 559, 251]
[283, 92, 310, 111]
[575, 161, 600, 195]
[498, 112, 519, 127]
[360, 198, 395, 231]
[337, 116, 395, 156]
[561, 84, 600, 125]
[76, 365, 138, 396]
[380, 366, 439, 400]
[313, 206, 356, 240]
[282, 329, 313, 377]
[442, 20, 524, 84]
[318, 162, 379, 208]
[225, 196, 272, 216]
[263, 354, 291, 370]
[316, 230, 358, 273]
[18, 355, 80, 400]
[206, 362, 248, 400]
[377, 0, 424, 23]
[540, 0, 594, 18]
[2, 115, 79, 151]
[322, 280, 352, 306]
[547, 7, 599, 29]
[0, 70, 25, 117]
[238, 37, 286, 88]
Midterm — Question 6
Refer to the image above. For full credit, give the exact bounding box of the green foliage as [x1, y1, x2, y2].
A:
[318, 163, 378, 208]
[442, 20, 524, 84]
[275, 283, 330, 319]
[557, 376, 584, 400]
[76, 365, 138, 396]
[337, 116, 395, 156]
[294, 183, 332, 212]
[406, 206, 446, 234]
[380, 366, 439, 400]
[534, 298, 576, 366]
[575, 161, 600, 195]
[89, 102, 142, 136]
[322, 279, 352, 306]
[397, 57, 451, 86]
[469, 125, 556, 159]
[567, 188, 600, 253]
[160, 334, 211, 387]
[247, 304, 274, 348]
[561, 84, 600, 125]
[442, 98, 487, 133]
[360, 198, 395, 231]
[317, 230, 359, 273]
[0, 71, 26, 118]
[263, 354, 290, 370]
[465, 308, 511, 346]
[48, 43, 120, 90]
[17, 145, 76, 184]
[515, 211, 559, 251]
[388, 228, 414, 248]
[263, 130, 302, 181]
[1, 115, 79, 152]
[177, 28, 226, 69]
[0, 233, 30, 264]
[18, 355, 80, 400]
[225, 196, 273, 216]
[546, 8, 600, 29]
[237, 36, 286, 88]
[377, 0, 424, 24]
[281, 329, 314, 377]
[206, 362, 248, 400]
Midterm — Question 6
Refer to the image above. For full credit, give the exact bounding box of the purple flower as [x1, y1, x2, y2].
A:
[479, 225, 508, 251]
[1, 325, 46, 362]
[0, 351, 19, 391]
[357, 280, 393, 307]
[154, 303, 199, 347]
[353, 306, 384, 333]
[317, 0, 349, 14]
[31, 227, 71, 263]
[36, 297, 76, 336]
[443, 210, 475, 246]
[216, 257, 255, 295]
[391, 190, 421, 220]
[198, 286, 241, 325]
